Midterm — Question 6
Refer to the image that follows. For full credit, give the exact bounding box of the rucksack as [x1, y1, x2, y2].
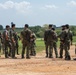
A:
[46, 29, 54, 41]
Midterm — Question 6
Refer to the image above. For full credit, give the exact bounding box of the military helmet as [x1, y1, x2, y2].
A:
[65, 24, 69, 28]
[25, 24, 29, 28]
[52, 28, 55, 30]
[49, 24, 53, 27]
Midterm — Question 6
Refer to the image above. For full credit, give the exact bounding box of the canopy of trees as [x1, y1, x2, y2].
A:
[0, 25, 3, 30]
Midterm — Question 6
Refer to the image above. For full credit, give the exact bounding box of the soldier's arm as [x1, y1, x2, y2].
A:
[44, 30, 47, 41]
[10, 30, 15, 42]
[20, 31, 23, 42]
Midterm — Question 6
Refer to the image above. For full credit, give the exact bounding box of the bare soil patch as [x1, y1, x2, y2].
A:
[0, 45, 76, 75]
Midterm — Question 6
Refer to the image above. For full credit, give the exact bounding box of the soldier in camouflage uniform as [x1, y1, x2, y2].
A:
[63, 24, 71, 60]
[3, 25, 11, 58]
[0, 32, 2, 53]
[30, 31, 36, 56]
[9, 24, 17, 59]
[0, 32, 5, 54]
[58, 25, 65, 58]
[52, 28, 58, 58]
[69, 29, 73, 46]
[14, 32, 20, 55]
[44, 24, 56, 58]
[21, 24, 31, 59]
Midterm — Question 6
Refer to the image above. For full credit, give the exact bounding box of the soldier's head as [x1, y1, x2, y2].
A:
[6, 25, 10, 30]
[49, 24, 53, 29]
[61, 25, 65, 30]
[65, 24, 69, 29]
[52, 28, 55, 31]
[25, 24, 29, 29]
[11, 24, 15, 30]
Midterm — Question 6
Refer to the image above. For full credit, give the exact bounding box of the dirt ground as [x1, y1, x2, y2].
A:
[0, 45, 76, 75]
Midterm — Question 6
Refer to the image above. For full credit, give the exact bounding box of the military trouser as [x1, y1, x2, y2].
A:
[59, 42, 64, 58]
[45, 41, 53, 58]
[64, 41, 71, 60]
[67, 41, 70, 50]
[11, 41, 16, 58]
[4, 41, 12, 58]
[22, 41, 30, 58]
[53, 42, 58, 58]
[30, 42, 36, 56]
[0, 43, 1, 53]
[15, 42, 19, 54]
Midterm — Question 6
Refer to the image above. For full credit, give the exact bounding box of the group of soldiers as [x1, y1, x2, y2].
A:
[44, 24, 73, 60]
[0, 24, 36, 59]
[0, 23, 74, 60]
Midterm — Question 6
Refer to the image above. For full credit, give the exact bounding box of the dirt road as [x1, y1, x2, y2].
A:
[0, 45, 76, 75]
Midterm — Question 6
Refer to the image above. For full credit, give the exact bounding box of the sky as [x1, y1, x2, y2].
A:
[0, 0, 76, 27]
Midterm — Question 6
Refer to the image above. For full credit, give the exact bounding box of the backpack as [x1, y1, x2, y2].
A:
[21, 29, 31, 42]
[46, 29, 54, 41]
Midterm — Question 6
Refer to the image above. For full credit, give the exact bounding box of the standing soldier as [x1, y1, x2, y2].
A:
[20, 24, 31, 59]
[3, 25, 11, 58]
[69, 29, 73, 45]
[44, 24, 56, 58]
[30, 31, 36, 56]
[9, 24, 17, 59]
[63, 24, 71, 60]
[0, 32, 2, 53]
[58, 25, 65, 58]
[14, 32, 20, 55]
[52, 28, 58, 58]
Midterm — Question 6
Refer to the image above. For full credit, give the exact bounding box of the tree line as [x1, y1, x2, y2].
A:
[0, 24, 76, 38]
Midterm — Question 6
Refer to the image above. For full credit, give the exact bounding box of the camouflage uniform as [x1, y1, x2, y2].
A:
[21, 27, 31, 59]
[62, 24, 71, 60]
[44, 25, 56, 58]
[69, 30, 73, 45]
[30, 32, 36, 56]
[9, 28, 16, 58]
[3, 26, 11, 58]
[64, 29, 71, 60]
[52, 28, 58, 58]
[0, 32, 2, 53]
[14, 32, 20, 55]
[58, 26, 65, 58]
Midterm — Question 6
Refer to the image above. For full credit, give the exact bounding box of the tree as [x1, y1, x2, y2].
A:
[29, 26, 42, 37]
[70, 26, 76, 36]
[0, 25, 3, 30]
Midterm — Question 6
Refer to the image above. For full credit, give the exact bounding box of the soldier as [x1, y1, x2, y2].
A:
[52, 28, 58, 58]
[9, 24, 17, 59]
[14, 32, 20, 55]
[44, 24, 56, 58]
[58, 25, 65, 58]
[20, 24, 31, 59]
[63, 24, 71, 60]
[69, 29, 73, 45]
[0, 32, 2, 53]
[0, 32, 2, 56]
[3, 25, 11, 58]
[30, 31, 36, 56]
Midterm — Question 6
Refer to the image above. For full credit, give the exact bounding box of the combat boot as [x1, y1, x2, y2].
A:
[26, 57, 30, 59]
[45, 54, 48, 58]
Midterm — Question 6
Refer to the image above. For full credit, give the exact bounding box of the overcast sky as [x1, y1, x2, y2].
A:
[0, 0, 76, 27]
